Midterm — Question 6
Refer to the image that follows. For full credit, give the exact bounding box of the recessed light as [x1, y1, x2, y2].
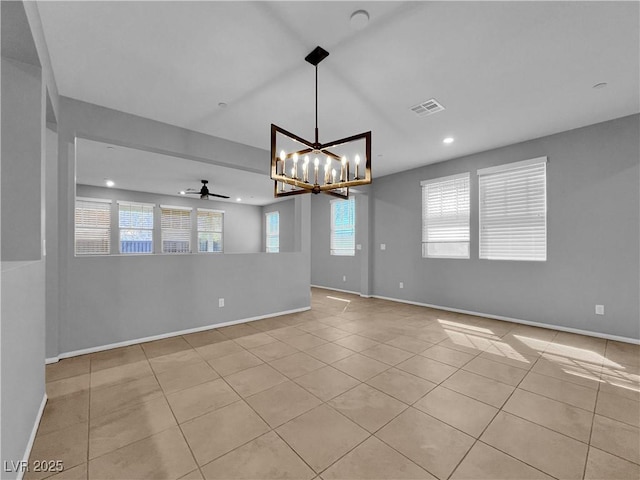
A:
[350, 10, 369, 30]
[179, 191, 186, 195]
[105, 179, 115, 187]
[106, 146, 115, 150]
[592, 82, 607, 89]
[218, 102, 228, 108]
[443, 137, 454, 144]
[236, 198, 242, 202]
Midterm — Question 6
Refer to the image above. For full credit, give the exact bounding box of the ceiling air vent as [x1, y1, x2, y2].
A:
[410, 98, 445, 117]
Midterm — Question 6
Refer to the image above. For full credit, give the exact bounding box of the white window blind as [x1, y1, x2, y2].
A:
[197, 209, 223, 253]
[478, 157, 547, 261]
[331, 197, 355, 256]
[265, 211, 279, 253]
[118, 201, 154, 254]
[421, 173, 470, 258]
[161, 205, 192, 253]
[75, 198, 112, 255]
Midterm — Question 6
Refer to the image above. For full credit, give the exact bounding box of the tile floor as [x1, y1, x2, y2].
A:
[32, 288, 639, 480]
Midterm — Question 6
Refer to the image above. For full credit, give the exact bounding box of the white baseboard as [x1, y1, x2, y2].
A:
[55, 306, 311, 360]
[371, 294, 640, 345]
[311, 284, 368, 297]
[17, 394, 48, 480]
[45, 357, 59, 365]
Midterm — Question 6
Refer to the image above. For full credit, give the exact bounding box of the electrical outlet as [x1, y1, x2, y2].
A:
[356, 244, 362, 250]
[342, 275, 347, 282]
[219, 298, 225, 308]
[380, 243, 386, 250]
[399, 282, 404, 289]
[595, 304, 604, 315]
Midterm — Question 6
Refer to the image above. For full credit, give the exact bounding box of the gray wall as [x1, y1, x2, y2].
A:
[52, 98, 312, 357]
[45, 127, 59, 358]
[262, 198, 295, 253]
[1, 58, 42, 261]
[76, 185, 263, 255]
[1, 4, 49, 471]
[310, 193, 363, 292]
[372, 114, 639, 340]
[61, 252, 308, 354]
[1, 262, 46, 474]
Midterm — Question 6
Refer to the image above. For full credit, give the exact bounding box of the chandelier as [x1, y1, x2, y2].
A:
[270, 46, 372, 199]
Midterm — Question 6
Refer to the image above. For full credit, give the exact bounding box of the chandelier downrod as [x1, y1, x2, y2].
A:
[315, 65, 319, 144]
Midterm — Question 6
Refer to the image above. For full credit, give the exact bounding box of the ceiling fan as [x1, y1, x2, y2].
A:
[182, 180, 229, 199]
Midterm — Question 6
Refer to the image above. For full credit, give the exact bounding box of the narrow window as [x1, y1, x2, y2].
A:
[198, 208, 223, 253]
[75, 198, 112, 255]
[330, 197, 355, 256]
[265, 211, 279, 253]
[118, 201, 154, 254]
[161, 205, 192, 253]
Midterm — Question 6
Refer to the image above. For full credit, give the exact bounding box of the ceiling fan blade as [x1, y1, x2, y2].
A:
[209, 193, 230, 199]
[184, 191, 200, 195]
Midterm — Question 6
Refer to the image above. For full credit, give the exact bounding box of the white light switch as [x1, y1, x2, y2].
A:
[380, 244, 386, 250]
[219, 298, 225, 308]
[356, 244, 362, 250]
[595, 305, 604, 315]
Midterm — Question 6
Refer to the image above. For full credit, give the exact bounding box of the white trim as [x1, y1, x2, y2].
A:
[310, 284, 361, 296]
[55, 306, 311, 360]
[117, 200, 155, 208]
[420, 172, 469, 186]
[17, 394, 48, 480]
[160, 204, 192, 211]
[477, 156, 547, 176]
[198, 207, 225, 214]
[76, 196, 112, 204]
[370, 293, 639, 345]
[45, 357, 59, 365]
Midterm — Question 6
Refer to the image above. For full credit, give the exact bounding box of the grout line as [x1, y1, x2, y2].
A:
[444, 353, 561, 480]
[43, 301, 639, 480]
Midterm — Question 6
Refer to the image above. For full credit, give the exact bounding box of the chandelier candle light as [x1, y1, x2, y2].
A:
[270, 46, 372, 198]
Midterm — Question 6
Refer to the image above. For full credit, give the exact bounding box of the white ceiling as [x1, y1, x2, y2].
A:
[38, 1, 639, 200]
[76, 138, 280, 205]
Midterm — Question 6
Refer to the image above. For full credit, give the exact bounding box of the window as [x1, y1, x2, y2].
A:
[197, 208, 223, 253]
[265, 211, 279, 253]
[118, 201, 154, 254]
[421, 173, 470, 258]
[75, 198, 111, 255]
[161, 205, 192, 253]
[331, 197, 355, 256]
[478, 157, 547, 261]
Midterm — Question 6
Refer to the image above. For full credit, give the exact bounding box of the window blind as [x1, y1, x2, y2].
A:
[197, 208, 223, 253]
[421, 173, 470, 258]
[478, 157, 547, 261]
[161, 206, 192, 253]
[75, 198, 112, 255]
[331, 197, 355, 256]
[118, 201, 154, 254]
[265, 211, 279, 253]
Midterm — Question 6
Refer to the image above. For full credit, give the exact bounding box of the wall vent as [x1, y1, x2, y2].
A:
[410, 98, 445, 117]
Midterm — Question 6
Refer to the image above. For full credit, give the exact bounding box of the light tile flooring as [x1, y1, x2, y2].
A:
[33, 288, 639, 480]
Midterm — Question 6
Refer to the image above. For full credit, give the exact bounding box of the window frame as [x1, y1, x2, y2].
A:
[265, 211, 280, 253]
[197, 208, 224, 253]
[117, 201, 154, 255]
[421, 172, 470, 259]
[75, 197, 112, 256]
[160, 205, 193, 254]
[478, 156, 547, 262]
[330, 197, 356, 256]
